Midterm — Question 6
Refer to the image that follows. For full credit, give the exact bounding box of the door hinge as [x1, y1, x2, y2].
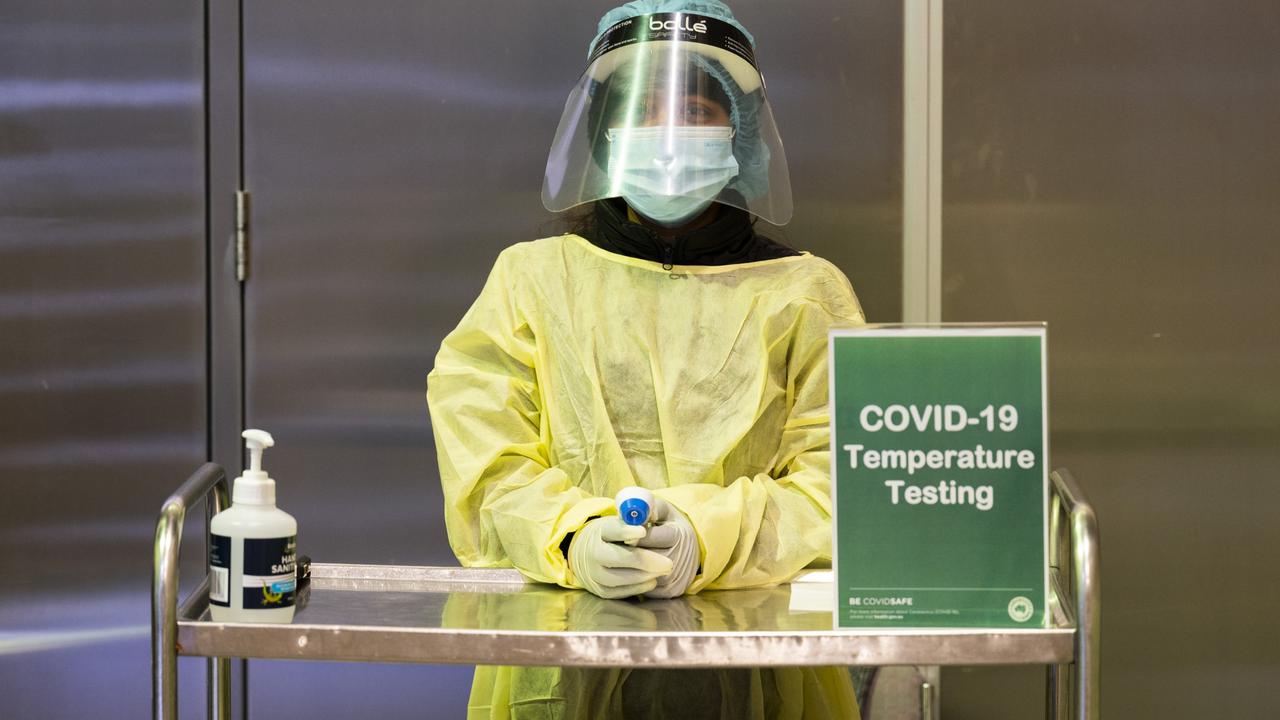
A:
[235, 190, 250, 282]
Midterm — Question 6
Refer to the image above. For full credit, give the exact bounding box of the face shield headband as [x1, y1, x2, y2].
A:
[588, 12, 759, 72]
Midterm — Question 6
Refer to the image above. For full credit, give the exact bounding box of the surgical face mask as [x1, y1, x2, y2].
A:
[606, 125, 739, 227]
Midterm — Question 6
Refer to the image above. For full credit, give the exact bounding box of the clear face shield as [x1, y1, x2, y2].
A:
[542, 13, 793, 226]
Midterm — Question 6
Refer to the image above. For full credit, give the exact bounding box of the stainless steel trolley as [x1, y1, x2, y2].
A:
[153, 466, 1098, 719]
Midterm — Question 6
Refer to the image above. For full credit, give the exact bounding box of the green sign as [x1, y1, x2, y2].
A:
[830, 326, 1048, 628]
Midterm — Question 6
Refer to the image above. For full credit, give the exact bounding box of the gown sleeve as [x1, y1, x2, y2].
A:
[426, 248, 612, 587]
[654, 267, 866, 592]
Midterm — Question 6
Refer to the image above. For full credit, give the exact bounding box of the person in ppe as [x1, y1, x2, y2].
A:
[427, 1, 866, 717]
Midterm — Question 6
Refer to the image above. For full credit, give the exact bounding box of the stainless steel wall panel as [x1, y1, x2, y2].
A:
[240, 0, 903, 557]
[240, 1, 900, 715]
[0, 1, 206, 717]
[940, 2, 1280, 717]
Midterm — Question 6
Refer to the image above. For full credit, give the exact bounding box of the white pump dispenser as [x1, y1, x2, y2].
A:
[210, 429, 298, 623]
[234, 429, 276, 505]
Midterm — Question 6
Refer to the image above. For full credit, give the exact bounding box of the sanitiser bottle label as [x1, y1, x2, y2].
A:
[209, 534, 231, 607]
[242, 536, 297, 609]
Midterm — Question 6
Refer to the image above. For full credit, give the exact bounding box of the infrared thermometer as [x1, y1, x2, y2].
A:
[615, 487, 654, 546]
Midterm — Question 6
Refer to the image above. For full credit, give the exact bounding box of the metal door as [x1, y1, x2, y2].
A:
[0, 1, 208, 717]
[239, 1, 902, 716]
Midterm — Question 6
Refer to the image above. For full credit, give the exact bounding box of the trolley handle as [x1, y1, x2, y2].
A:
[1048, 468, 1101, 720]
[152, 463, 231, 720]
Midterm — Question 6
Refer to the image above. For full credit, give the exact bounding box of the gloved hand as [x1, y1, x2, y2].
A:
[636, 498, 699, 598]
[569, 516, 673, 599]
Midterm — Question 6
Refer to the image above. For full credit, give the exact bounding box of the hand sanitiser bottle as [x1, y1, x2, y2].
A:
[209, 429, 298, 623]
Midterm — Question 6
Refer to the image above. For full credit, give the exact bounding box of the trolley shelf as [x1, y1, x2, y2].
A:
[175, 563, 1076, 667]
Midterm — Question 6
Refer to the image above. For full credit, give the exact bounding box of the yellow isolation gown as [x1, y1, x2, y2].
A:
[427, 233, 865, 719]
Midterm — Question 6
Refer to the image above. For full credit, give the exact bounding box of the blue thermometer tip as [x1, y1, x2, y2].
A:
[618, 497, 650, 526]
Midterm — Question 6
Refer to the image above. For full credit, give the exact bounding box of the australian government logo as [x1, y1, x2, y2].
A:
[1007, 595, 1035, 623]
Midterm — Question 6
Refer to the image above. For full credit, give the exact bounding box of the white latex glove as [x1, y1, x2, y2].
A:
[568, 516, 674, 599]
[636, 498, 699, 598]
